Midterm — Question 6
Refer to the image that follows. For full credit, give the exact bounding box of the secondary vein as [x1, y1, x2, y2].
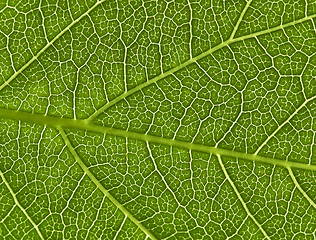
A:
[0, 171, 45, 240]
[229, 0, 254, 40]
[255, 95, 316, 155]
[217, 154, 271, 240]
[58, 127, 158, 240]
[287, 167, 316, 209]
[0, 0, 107, 92]
[87, 13, 316, 121]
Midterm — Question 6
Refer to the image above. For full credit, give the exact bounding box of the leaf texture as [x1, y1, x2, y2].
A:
[0, 0, 315, 239]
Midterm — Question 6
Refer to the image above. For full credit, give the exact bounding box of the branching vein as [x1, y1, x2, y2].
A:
[58, 127, 158, 240]
[0, 171, 45, 240]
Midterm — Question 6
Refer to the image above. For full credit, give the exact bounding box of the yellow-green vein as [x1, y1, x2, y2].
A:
[255, 95, 316, 155]
[216, 154, 271, 240]
[287, 167, 316, 209]
[1, 108, 315, 172]
[58, 127, 158, 240]
[0, 171, 45, 239]
[87, 13, 316, 121]
[229, 0, 254, 40]
[0, 0, 106, 92]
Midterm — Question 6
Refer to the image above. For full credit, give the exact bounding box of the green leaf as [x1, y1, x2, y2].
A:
[0, 0, 315, 239]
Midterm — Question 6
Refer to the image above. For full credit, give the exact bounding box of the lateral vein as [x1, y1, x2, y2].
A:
[229, 0, 254, 40]
[58, 127, 157, 240]
[255, 95, 316, 155]
[216, 155, 271, 240]
[87, 13, 316, 121]
[0, 0, 107, 92]
[287, 167, 316, 209]
[0, 171, 45, 240]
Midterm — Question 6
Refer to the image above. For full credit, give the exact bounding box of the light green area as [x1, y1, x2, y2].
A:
[0, 0, 315, 239]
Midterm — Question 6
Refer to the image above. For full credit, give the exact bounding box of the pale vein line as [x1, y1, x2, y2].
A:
[1, 108, 316, 171]
[287, 167, 316, 209]
[85, 195, 106, 240]
[0, 205, 15, 223]
[58, 128, 157, 240]
[254, 95, 316, 155]
[0, 0, 106, 92]
[229, 0, 254, 40]
[1, 220, 18, 240]
[122, 42, 128, 93]
[232, 13, 316, 43]
[86, 40, 228, 121]
[0, 171, 45, 240]
[145, 141, 198, 224]
[216, 155, 271, 240]
[187, 0, 193, 59]
[87, 13, 316, 121]
[113, 215, 127, 240]
[145, 142, 182, 206]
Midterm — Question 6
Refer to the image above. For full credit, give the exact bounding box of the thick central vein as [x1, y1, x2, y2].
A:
[1, 108, 315, 171]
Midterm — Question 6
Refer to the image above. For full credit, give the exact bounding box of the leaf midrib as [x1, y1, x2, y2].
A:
[1, 108, 315, 171]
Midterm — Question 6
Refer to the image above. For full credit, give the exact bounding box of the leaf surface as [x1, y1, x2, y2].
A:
[0, 0, 315, 239]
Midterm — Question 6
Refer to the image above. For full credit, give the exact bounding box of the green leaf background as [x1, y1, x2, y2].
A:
[0, 0, 315, 239]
